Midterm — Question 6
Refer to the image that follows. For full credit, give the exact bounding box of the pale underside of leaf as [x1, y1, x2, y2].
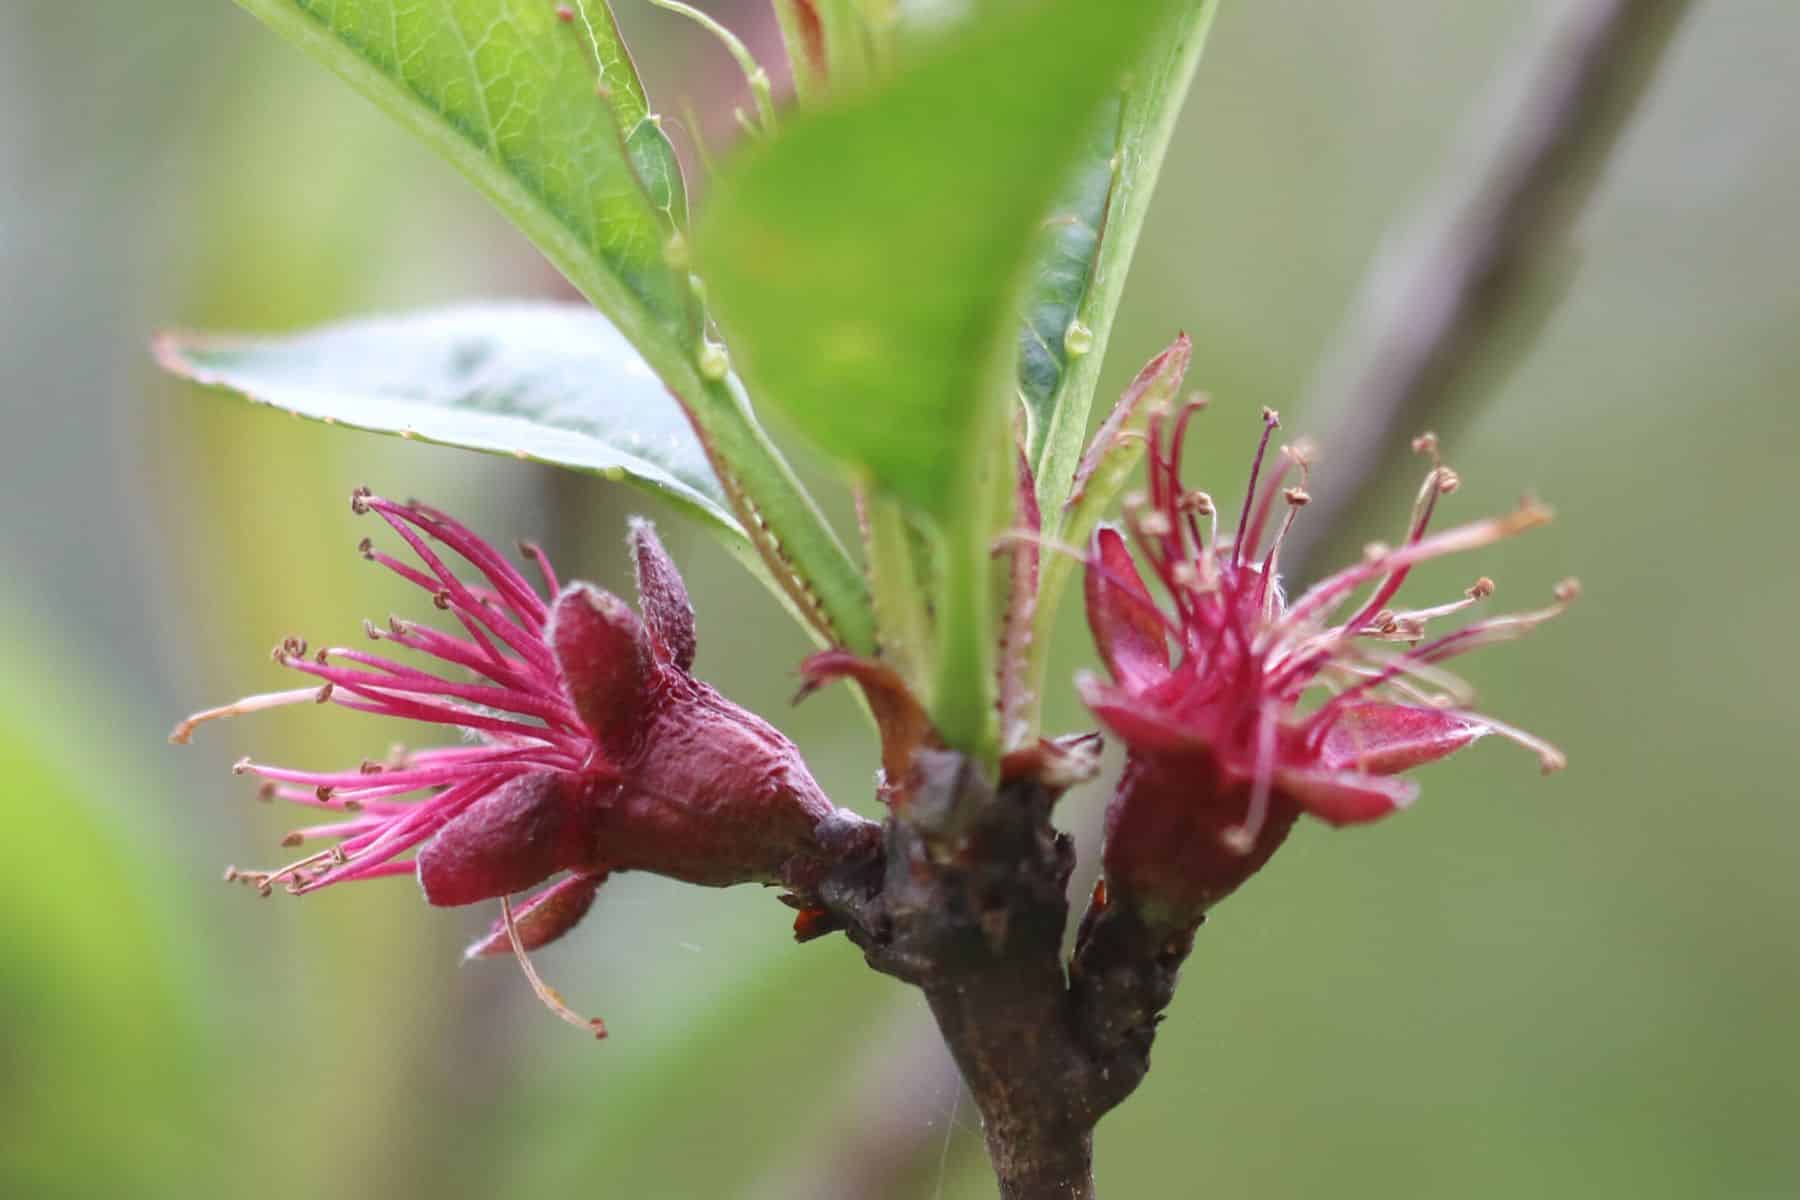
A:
[216, 0, 878, 654]
[153, 303, 741, 538]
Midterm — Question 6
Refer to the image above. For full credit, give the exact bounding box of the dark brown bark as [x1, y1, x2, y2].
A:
[813, 750, 1194, 1199]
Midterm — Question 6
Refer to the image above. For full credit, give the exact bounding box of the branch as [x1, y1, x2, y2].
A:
[1288, 0, 1693, 570]
[817, 755, 1086, 1196]
[814, 748, 1151, 1200]
[794, 8, 1698, 1196]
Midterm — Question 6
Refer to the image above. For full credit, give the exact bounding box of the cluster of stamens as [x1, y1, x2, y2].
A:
[172, 490, 602, 898]
[1106, 403, 1575, 854]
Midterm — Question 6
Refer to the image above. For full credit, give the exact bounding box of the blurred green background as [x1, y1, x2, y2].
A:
[3, 2, 1797, 1197]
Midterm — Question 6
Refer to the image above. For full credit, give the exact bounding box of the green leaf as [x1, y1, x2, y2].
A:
[1017, 95, 1123, 467]
[698, 0, 1177, 525]
[1029, 1, 1222, 527]
[201, 2, 879, 654]
[1021, 334, 1191, 732]
[697, 0, 1179, 757]
[231, 0, 685, 342]
[155, 303, 741, 537]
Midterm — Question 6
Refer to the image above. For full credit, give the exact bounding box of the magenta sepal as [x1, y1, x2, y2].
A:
[463, 872, 608, 959]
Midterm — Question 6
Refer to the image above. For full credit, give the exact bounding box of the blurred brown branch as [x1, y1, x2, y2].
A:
[1290, 0, 1694, 570]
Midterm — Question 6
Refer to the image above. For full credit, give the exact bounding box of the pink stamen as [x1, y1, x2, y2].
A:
[1222, 704, 1279, 855]
[1340, 466, 1455, 636]
[369, 497, 549, 628]
[372, 619, 541, 694]
[281, 651, 580, 730]
[364, 501, 556, 674]
[1231, 409, 1281, 567]
[324, 686, 580, 748]
[1279, 501, 1552, 638]
[519, 542, 560, 597]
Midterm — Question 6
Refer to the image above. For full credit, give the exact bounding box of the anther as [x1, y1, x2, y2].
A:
[363, 618, 382, 641]
[350, 486, 373, 514]
[314, 683, 333, 704]
[1362, 541, 1392, 563]
[315, 785, 334, 802]
[1519, 492, 1551, 516]
[281, 832, 304, 847]
[1468, 577, 1496, 600]
[1280, 439, 1316, 469]
[1283, 487, 1311, 507]
[1178, 490, 1214, 516]
[1411, 432, 1439, 459]
[257, 782, 276, 803]
[223, 866, 239, 882]
[1435, 467, 1461, 494]
[1261, 407, 1282, 428]
[1554, 578, 1582, 604]
[232, 757, 252, 775]
[433, 590, 452, 610]
[358, 537, 374, 559]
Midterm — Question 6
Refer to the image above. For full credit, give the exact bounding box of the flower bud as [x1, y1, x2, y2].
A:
[175, 497, 868, 1030]
[1081, 407, 1571, 930]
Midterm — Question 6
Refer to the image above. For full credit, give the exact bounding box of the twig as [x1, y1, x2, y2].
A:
[817, 753, 1118, 1199]
[1289, 0, 1693, 570]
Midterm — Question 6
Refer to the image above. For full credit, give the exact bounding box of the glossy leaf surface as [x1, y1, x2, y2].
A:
[696, 0, 1179, 523]
[156, 304, 740, 537]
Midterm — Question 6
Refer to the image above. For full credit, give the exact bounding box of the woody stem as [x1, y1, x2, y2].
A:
[814, 751, 1195, 1198]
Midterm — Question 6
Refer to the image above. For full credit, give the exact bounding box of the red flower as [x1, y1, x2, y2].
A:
[1082, 410, 1574, 926]
[173, 492, 867, 1030]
